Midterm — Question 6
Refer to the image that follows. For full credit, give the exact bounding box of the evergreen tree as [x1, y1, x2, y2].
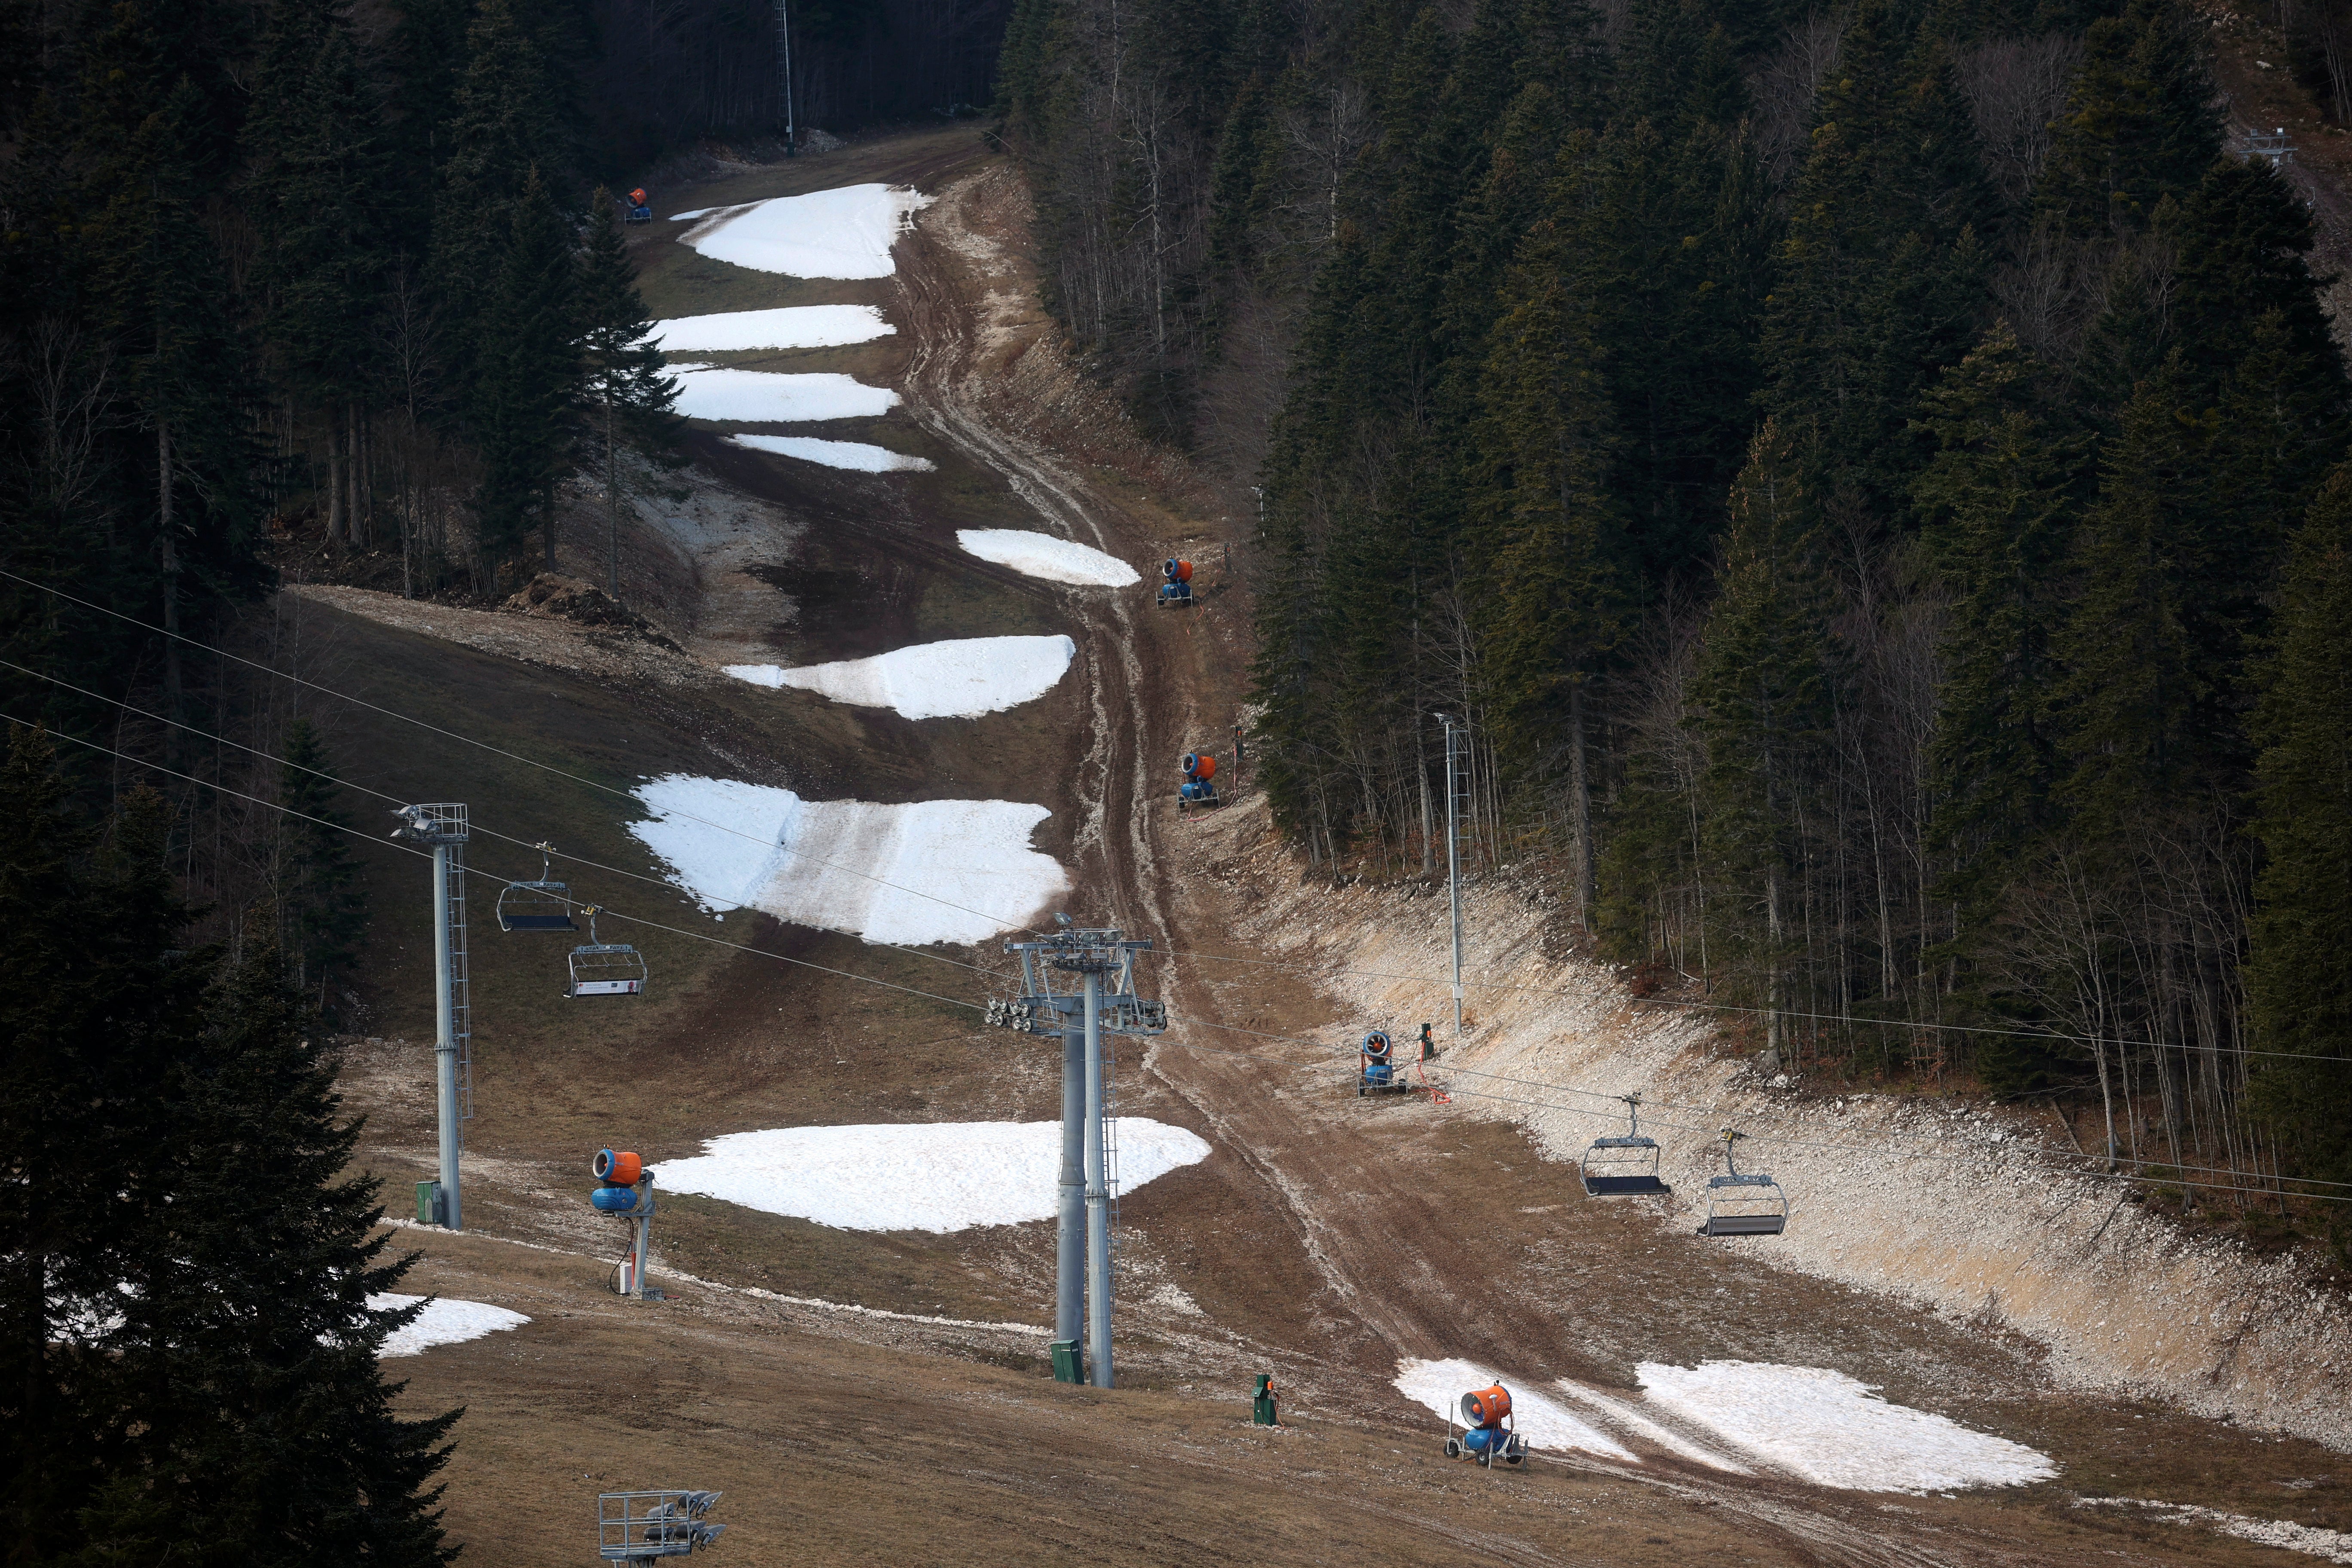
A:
[2035, 0, 2220, 239]
[277, 719, 367, 1021]
[248, 0, 391, 545]
[1690, 420, 1843, 1060]
[429, 0, 567, 396]
[1471, 203, 1629, 910]
[129, 930, 456, 1566]
[1912, 321, 2092, 920]
[470, 168, 580, 576]
[2246, 466, 2352, 1192]
[577, 193, 684, 597]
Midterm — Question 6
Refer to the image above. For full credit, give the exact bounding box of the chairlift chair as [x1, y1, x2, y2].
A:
[568, 907, 647, 998]
[1698, 1128, 1787, 1237]
[1581, 1093, 1670, 1196]
[497, 843, 578, 931]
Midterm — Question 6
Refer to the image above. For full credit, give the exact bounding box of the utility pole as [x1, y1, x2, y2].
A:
[1434, 715, 1464, 1036]
[392, 804, 471, 1228]
[992, 919, 1167, 1388]
[777, 0, 796, 158]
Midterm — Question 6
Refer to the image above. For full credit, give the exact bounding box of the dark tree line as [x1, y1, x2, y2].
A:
[0, 729, 454, 1563]
[1001, 0, 2352, 1237]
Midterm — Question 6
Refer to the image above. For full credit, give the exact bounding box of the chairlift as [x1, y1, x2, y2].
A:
[1581, 1093, 1670, 1196]
[1698, 1128, 1786, 1237]
[497, 842, 579, 931]
[568, 906, 647, 998]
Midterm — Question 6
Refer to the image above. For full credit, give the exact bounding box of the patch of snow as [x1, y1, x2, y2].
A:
[1550, 1379, 1754, 1473]
[956, 529, 1142, 587]
[727, 434, 934, 473]
[669, 206, 728, 222]
[1635, 1361, 2055, 1493]
[723, 634, 1073, 719]
[626, 774, 1068, 945]
[2075, 1499, 2352, 1563]
[678, 184, 932, 278]
[654, 1120, 1213, 1232]
[653, 304, 894, 352]
[1392, 1359, 1638, 1461]
[668, 364, 897, 423]
[373, 1294, 530, 1357]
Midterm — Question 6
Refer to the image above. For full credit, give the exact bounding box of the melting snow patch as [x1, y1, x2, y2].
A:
[724, 634, 1073, 719]
[669, 365, 897, 423]
[653, 305, 894, 352]
[627, 774, 1067, 945]
[728, 434, 934, 473]
[1393, 1359, 1638, 1461]
[956, 529, 1141, 587]
[1635, 1361, 2055, 1493]
[655, 1121, 1213, 1232]
[678, 184, 932, 278]
[373, 1294, 529, 1357]
[2075, 1499, 2352, 1564]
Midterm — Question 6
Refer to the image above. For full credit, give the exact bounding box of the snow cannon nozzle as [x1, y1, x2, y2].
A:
[593, 1148, 643, 1186]
[1362, 1029, 1392, 1061]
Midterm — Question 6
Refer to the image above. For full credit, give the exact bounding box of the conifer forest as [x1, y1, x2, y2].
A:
[1002, 0, 2352, 1216]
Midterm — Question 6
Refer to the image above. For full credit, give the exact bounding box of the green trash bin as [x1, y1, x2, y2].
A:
[1050, 1339, 1082, 1384]
[416, 1181, 441, 1226]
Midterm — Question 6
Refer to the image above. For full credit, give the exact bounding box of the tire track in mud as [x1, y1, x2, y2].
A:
[891, 162, 1987, 1568]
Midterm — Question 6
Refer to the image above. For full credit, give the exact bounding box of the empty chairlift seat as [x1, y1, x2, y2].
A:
[1699, 1129, 1787, 1237]
[568, 907, 647, 998]
[1581, 1093, 1670, 1196]
[497, 843, 579, 932]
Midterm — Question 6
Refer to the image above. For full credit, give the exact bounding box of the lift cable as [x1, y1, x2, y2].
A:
[23, 714, 2331, 1197]
[15, 574, 2318, 1073]
[0, 658, 1012, 986]
[0, 572, 1049, 937]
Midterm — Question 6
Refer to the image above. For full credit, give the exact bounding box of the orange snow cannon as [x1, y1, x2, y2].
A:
[594, 1148, 643, 1186]
[1157, 557, 1194, 607]
[625, 188, 652, 224]
[1462, 1385, 1512, 1427]
[1446, 1383, 1528, 1467]
[1179, 749, 1221, 811]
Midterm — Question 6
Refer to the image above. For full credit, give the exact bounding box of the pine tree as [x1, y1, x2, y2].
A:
[2051, 361, 2226, 830]
[277, 719, 367, 1021]
[1690, 419, 1844, 1062]
[1471, 207, 1629, 913]
[1912, 321, 2092, 919]
[126, 930, 456, 1566]
[248, 0, 390, 546]
[2035, 0, 2220, 239]
[86, 74, 267, 723]
[470, 168, 580, 577]
[429, 0, 567, 396]
[2245, 464, 2352, 1191]
[576, 192, 683, 599]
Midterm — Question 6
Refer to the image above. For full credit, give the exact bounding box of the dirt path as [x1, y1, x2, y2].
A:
[881, 157, 2061, 1568]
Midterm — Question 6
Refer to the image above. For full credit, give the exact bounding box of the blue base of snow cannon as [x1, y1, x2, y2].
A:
[592, 1184, 640, 1213]
[1363, 1063, 1393, 1087]
[1157, 582, 1191, 606]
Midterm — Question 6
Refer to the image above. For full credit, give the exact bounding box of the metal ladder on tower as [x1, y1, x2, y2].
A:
[447, 840, 473, 1127]
[1101, 1030, 1121, 1285]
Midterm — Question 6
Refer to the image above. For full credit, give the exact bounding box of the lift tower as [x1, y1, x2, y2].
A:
[991, 919, 1166, 1388]
[392, 803, 472, 1228]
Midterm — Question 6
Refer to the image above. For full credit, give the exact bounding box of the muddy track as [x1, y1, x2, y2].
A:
[885, 160, 1993, 1568]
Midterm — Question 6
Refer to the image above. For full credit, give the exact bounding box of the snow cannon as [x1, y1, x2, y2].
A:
[625, 187, 653, 224]
[1178, 750, 1221, 810]
[1156, 557, 1194, 608]
[1357, 1028, 1409, 1096]
[591, 1148, 645, 1211]
[1443, 1382, 1529, 1467]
